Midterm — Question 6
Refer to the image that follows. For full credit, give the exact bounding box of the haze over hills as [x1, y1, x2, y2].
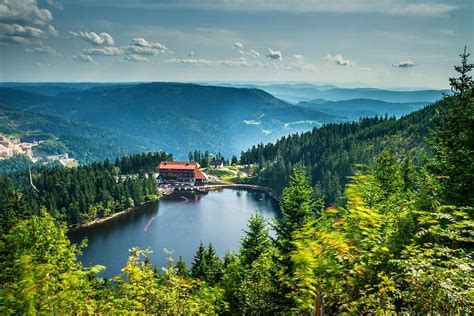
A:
[0, 82, 345, 160]
[214, 82, 448, 104]
[297, 98, 428, 120]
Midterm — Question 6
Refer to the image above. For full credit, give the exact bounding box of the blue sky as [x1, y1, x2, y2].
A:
[0, 0, 472, 88]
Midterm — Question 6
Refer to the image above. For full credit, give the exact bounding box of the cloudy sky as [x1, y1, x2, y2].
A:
[0, 0, 472, 88]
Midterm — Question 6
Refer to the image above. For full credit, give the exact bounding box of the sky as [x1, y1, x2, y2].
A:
[0, 0, 472, 88]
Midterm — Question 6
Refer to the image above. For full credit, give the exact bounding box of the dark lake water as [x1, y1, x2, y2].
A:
[69, 189, 279, 277]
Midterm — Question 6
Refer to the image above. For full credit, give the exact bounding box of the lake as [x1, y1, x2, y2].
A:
[69, 189, 280, 277]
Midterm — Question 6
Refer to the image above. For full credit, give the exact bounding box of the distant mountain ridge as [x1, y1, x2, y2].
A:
[215, 83, 447, 104]
[0, 82, 343, 160]
[298, 98, 428, 120]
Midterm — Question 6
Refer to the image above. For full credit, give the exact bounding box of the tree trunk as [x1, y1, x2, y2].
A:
[312, 285, 323, 316]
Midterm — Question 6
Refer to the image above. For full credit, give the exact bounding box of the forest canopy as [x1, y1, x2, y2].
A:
[0, 50, 473, 314]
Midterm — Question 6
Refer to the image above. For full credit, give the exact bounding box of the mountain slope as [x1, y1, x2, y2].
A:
[0, 103, 146, 162]
[216, 83, 447, 103]
[0, 83, 343, 158]
[300, 87, 446, 103]
[240, 102, 437, 203]
[298, 98, 428, 120]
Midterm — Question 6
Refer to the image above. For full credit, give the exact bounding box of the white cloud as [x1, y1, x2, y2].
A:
[132, 38, 169, 51]
[293, 54, 304, 62]
[168, 54, 316, 72]
[248, 49, 260, 57]
[25, 43, 57, 54]
[266, 48, 282, 61]
[243, 120, 261, 125]
[72, 54, 95, 63]
[124, 54, 150, 62]
[324, 53, 352, 66]
[69, 31, 115, 46]
[83, 46, 123, 56]
[126, 45, 158, 56]
[392, 60, 415, 68]
[238, 48, 261, 57]
[233, 42, 261, 58]
[35, 62, 50, 67]
[125, 38, 170, 56]
[0, 23, 46, 38]
[279, 54, 317, 72]
[168, 57, 264, 68]
[0, 2, 58, 46]
[0, 34, 31, 44]
[0, 0, 53, 25]
[42, 0, 63, 11]
[47, 24, 58, 36]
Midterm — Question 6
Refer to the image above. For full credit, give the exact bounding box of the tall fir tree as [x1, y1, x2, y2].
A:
[190, 242, 207, 280]
[430, 47, 474, 205]
[276, 164, 318, 255]
[239, 213, 271, 266]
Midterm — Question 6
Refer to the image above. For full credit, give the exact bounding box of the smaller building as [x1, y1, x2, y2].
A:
[157, 161, 208, 185]
[209, 160, 224, 169]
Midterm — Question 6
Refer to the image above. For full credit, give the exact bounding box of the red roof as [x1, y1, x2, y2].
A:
[194, 169, 207, 180]
[158, 161, 200, 170]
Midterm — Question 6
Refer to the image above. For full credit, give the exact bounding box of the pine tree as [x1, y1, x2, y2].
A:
[430, 47, 474, 205]
[190, 242, 207, 280]
[175, 256, 188, 277]
[205, 243, 223, 284]
[276, 164, 317, 255]
[449, 46, 474, 94]
[239, 213, 271, 266]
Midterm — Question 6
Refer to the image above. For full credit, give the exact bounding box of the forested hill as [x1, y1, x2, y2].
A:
[0, 103, 145, 163]
[240, 102, 436, 203]
[0, 151, 171, 234]
[0, 52, 472, 315]
[0, 83, 342, 159]
[297, 98, 427, 120]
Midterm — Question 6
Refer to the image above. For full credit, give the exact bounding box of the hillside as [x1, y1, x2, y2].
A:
[0, 103, 146, 162]
[0, 83, 343, 159]
[240, 102, 437, 203]
[217, 83, 447, 103]
[298, 98, 428, 120]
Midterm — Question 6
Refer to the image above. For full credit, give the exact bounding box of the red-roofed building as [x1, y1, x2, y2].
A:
[157, 161, 208, 185]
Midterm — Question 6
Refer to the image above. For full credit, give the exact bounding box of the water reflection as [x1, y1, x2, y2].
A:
[69, 189, 279, 277]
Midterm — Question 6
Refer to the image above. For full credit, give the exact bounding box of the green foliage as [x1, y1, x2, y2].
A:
[429, 90, 473, 205]
[0, 154, 32, 176]
[190, 242, 223, 285]
[0, 152, 168, 234]
[0, 50, 472, 314]
[239, 213, 271, 266]
[0, 211, 103, 314]
[240, 107, 434, 204]
[276, 164, 319, 256]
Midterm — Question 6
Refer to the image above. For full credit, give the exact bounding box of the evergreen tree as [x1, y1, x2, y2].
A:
[430, 47, 474, 205]
[239, 213, 271, 266]
[175, 256, 188, 277]
[449, 46, 474, 94]
[204, 243, 223, 284]
[190, 242, 207, 280]
[276, 164, 318, 255]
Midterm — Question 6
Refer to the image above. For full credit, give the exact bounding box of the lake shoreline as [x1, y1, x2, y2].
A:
[197, 183, 279, 201]
[69, 199, 159, 231]
[69, 185, 277, 231]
